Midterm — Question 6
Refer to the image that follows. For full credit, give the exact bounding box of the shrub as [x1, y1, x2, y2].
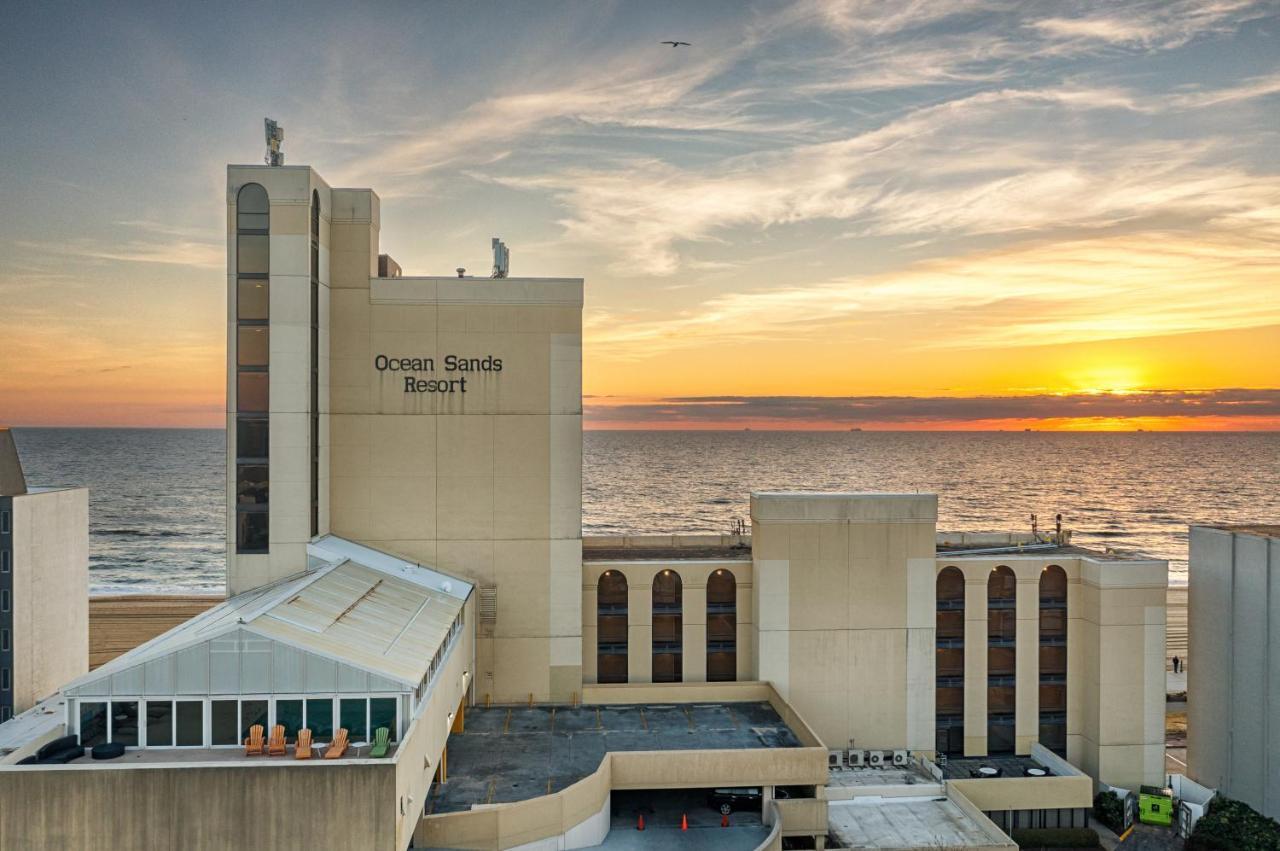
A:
[1010, 827, 1101, 848]
[1093, 790, 1126, 835]
[1187, 796, 1280, 851]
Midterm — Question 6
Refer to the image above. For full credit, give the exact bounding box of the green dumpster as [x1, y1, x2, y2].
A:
[1139, 785, 1174, 827]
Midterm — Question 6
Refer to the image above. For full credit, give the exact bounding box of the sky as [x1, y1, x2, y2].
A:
[1, 0, 1278, 430]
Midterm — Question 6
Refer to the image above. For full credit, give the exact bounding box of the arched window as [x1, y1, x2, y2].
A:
[597, 572, 628, 684]
[1039, 565, 1068, 754]
[652, 570, 683, 683]
[235, 183, 269, 554]
[308, 189, 320, 538]
[987, 566, 1017, 754]
[936, 567, 965, 755]
[707, 569, 736, 682]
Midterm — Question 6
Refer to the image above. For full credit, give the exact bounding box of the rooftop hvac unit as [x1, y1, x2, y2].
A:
[828, 750, 845, 771]
[868, 751, 885, 768]
[847, 749, 866, 768]
[893, 750, 910, 767]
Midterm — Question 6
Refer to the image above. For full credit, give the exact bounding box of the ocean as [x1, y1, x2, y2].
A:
[11, 428, 1278, 594]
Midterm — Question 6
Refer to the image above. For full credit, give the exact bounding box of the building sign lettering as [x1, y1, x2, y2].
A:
[374, 354, 503, 393]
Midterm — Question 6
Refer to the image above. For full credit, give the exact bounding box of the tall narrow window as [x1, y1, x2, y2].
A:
[1039, 565, 1068, 754]
[236, 183, 269, 553]
[987, 566, 1017, 754]
[309, 189, 320, 538]
[597, 571, 628, 683]
[936, 567, 965, 755]
[706, 569, 737, 682]
[652, 570, 683, 683]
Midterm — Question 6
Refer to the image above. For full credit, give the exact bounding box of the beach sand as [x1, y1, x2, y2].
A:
[89, 595, 222, 670]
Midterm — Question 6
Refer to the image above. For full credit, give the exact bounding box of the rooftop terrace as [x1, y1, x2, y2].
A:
[427, 702, 803, 814]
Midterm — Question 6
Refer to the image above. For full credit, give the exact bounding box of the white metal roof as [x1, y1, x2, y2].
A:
[61, 536, 472, 693]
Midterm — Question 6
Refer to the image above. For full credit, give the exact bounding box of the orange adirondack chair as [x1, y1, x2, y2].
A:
[244, 724, 265, 756]
[295, 728, 313, 760]
[323, 727, 349, 760]
[267, 724, 286, 756]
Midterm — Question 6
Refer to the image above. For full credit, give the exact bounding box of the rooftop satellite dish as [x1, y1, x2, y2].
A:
[491, 237, 509, 278]
[264, 118, 284, 166]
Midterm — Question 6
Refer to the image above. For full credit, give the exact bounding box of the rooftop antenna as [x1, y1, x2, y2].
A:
[491, 237, 509, 278]
[264, 118, 284, 166]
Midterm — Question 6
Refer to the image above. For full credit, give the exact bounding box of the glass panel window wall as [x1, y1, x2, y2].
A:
[176, 701, 203, 746]
[111, 701, 139, 747]
[235, 182, 269, 554]
[80, 701, 107, 747]
[936, 566, 966, 755]
[652, 570, 683, 683]
[597, 571, 628, 684]
[146, 701, 173, 747]
[987, 566, 1017, 754]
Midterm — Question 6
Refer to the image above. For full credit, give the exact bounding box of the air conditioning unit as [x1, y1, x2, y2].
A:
[868, 750, 885, 768]
[847, 749, 866, 768]
[828, 750, 845, 771]
[893, 750, 909, 767]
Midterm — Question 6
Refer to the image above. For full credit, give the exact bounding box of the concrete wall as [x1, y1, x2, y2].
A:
[12, 488, 88, 713]
[327, 274, 583, 704]
[750, 493, 937, 753]
[1188, 526, 1280, 818]
[0, 762, 396, 851]
[581, 559, 753, 684]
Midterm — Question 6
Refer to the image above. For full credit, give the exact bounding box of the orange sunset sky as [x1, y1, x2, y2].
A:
[2, 1, 1278, 431]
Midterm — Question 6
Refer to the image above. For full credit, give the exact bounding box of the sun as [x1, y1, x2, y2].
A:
[1061, 363, 1147, 395]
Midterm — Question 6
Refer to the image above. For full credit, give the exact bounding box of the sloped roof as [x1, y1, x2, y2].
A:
[63, 536, 473, 692]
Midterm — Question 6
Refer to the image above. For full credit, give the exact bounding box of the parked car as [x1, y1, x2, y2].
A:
[708, 788, 763, 815]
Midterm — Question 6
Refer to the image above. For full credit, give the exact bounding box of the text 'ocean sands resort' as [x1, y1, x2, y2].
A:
[0, 147, 1191, 851]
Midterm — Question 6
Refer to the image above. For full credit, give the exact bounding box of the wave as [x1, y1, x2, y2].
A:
[95, 529, 187, 538]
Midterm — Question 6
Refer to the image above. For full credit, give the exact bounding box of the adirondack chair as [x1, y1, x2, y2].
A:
[323, 727, 349, 760]
[244, 724, 265, 756]
[267, 724, 286, 756]
[370, 727, 390, 758]
[294, 728, 313, 760]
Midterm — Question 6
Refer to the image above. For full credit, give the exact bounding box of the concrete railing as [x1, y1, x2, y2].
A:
[582, 534, 750, 551]
[754, 801, 784, 851]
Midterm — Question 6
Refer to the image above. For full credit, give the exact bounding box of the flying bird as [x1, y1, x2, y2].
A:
[661, 41, 691, 48]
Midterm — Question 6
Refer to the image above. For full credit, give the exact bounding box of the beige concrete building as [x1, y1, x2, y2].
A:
[0, 158, 1169, 851]
[1188, 524, 1280, 819]
[0, 428, 88, 721]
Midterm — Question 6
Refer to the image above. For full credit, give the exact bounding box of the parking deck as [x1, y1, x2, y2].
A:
[428, 702, 804, 814]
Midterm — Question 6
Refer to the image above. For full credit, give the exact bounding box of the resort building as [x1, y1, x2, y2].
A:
[1187, 524, 1280, 819]
[0, 159, 1168, 851]
[0, 428, 88, 721]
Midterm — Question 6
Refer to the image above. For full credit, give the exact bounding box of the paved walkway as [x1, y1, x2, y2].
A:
[1118, 823, 1184, 851]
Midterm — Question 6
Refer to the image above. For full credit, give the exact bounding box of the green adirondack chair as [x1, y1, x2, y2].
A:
[370, 727, 390, 758]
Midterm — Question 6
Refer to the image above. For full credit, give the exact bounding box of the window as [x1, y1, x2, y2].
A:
[1, 550, 10, 572]
[146, 701, 173, 747]
[241, 699, 268, 742]
[306, 698, 334, 739]
[211, 699, 238, 745]
[1, 589, 9, 612]
[309, 189, 320, 538]
[596, 571, 628, 684]
[111, 701, 139, 746]
[652, 570, 683, 683]
[1039, 565, 1068, 754]
[0, 667, 9, 691]
[936, 566, 965, 755]
[236, 278, 269, 320]
[237, 418, 269, 460]
[235, 182, 269, 554]
[707, 569, 737, 682]
[341, 698, 367, 743]
[1, 629, 8, 651]
[988, 566, 1017, 755]
[176, 701, 203, 746]
[237, 327, 269, 367]
[0, 510, 9, 533]
[370, 697, 397, 742]
[79, 702, 107, 747]
[0, 707, 9, 722]
[276, 699, 303, 741]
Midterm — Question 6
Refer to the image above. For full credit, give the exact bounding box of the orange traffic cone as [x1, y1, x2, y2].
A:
[636, 814, 645, 831]
[681, 813, 688, 832]
[721, 813, 730, 828]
